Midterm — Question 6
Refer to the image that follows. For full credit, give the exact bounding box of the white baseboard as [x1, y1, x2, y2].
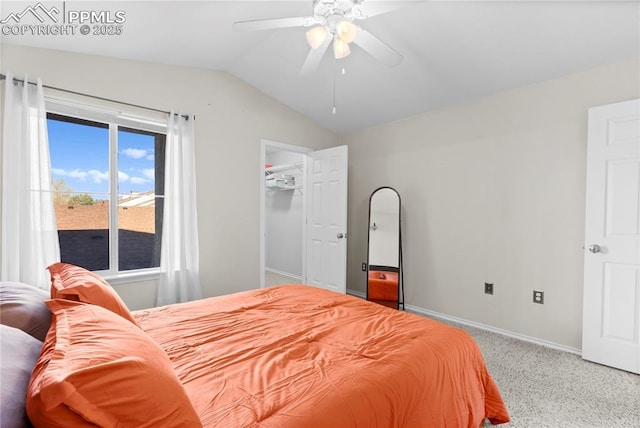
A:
[346, 288, 581, 356]
[265, 267, 302, 281]
[346, 289, 365, 299]
[404, 304, 582, 356]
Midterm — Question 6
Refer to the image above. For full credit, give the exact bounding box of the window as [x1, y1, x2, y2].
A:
[46, 104, 166, 276]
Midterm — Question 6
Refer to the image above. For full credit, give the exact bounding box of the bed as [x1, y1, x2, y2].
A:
[1, 263, 510, 428]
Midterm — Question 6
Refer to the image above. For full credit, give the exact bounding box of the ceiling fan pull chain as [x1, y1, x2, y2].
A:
[332, 65, 337, 115]
[332, 66, 348, 115]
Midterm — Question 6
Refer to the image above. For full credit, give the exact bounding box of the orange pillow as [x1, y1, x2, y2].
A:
[26, 299, 202, 427]
[25, 304, 89, 426]
[48, 262, 138, 326]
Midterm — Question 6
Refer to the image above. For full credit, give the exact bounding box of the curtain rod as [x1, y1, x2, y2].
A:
[0, 74, 192, 120]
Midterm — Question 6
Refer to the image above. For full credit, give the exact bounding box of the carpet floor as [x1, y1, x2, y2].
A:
[431, 318, 640, 427]
[264, 270, 300, 287]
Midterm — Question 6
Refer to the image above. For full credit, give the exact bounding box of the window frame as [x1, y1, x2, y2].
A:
[46, 98, 167, 281]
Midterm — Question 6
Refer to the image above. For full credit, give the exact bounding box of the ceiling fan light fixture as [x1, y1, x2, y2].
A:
[336, 20, 357, 43]
[333, 37, 351, 59]
[306, 26, 328, 49]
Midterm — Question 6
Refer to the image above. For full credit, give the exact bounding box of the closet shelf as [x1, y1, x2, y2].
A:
[265, 161, 303, 194]
[265, 161, 303, 174]
[267, 184, 302, 191]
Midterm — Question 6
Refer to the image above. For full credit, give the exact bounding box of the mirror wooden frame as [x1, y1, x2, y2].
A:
[365, 186, 404, 310]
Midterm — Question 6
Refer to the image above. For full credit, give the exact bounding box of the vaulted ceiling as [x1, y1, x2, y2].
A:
[2, 1, 639, 134]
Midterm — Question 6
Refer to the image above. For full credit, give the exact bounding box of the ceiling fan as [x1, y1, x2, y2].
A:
[233, 0, 410, 74]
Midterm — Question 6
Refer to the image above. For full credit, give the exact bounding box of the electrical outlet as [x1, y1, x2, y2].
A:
[362, 262, 367, 272]
[484, 282, 493, 295]
[533, 290, 544, 304]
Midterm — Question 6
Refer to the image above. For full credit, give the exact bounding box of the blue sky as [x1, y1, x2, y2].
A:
[48, 118, 156, 198]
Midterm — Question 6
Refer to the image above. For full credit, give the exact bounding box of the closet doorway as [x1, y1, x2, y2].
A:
[260, 140, 311, 289]
[260, 140, 349, 292]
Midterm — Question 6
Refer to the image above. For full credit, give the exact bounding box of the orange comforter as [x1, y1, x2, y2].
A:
[134, 285, 509, 428]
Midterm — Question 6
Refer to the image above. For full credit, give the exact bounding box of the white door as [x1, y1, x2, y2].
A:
[582, 98, 640, 374]
[306, 145, 348, 293]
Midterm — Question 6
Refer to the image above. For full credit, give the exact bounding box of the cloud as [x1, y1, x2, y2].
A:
[118, 171, 130, 182]
[52, 168, 103, 182]
[70, 169, 90, 180]
[142, 169, 155, 180]
[146, 155, 154, 161]
[52, 166, 157, 190]
[122, 148, 148, 159]
[130, 176, 150, 185]
[87, 170, 108, 183]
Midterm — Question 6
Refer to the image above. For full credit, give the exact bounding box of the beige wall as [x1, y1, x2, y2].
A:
[343, 57, 640, 350]
[0, 44, 338, 308]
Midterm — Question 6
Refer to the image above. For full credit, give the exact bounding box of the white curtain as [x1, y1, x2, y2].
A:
[1, 73, 60, 288]
[157, 112, 201, 306]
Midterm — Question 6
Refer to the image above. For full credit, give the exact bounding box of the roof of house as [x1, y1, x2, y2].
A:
[55, 192, 157, 234]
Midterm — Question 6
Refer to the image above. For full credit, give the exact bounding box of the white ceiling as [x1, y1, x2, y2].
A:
[2, 0, 639, 134]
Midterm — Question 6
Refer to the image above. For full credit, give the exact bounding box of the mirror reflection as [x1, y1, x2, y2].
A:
[366, 187, 403, 310]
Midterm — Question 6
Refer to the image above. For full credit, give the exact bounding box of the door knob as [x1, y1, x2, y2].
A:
[337, 233, 345, 239]
[588, 244, 601, 254]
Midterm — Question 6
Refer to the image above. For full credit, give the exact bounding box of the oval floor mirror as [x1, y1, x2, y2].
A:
[366, 187, 404, 310]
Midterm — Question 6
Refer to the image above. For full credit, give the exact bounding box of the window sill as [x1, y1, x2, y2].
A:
[103, 270, 161, 285]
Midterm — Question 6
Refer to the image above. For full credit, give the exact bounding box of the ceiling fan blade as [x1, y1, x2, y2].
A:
[300, 36, 332, 75]
[353, 27, 403, 67]
[233, 16, 315, 32]
[353, 0, 422, 20]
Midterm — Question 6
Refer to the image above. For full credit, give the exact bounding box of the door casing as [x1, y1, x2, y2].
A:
[260, 140, 311, 290]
